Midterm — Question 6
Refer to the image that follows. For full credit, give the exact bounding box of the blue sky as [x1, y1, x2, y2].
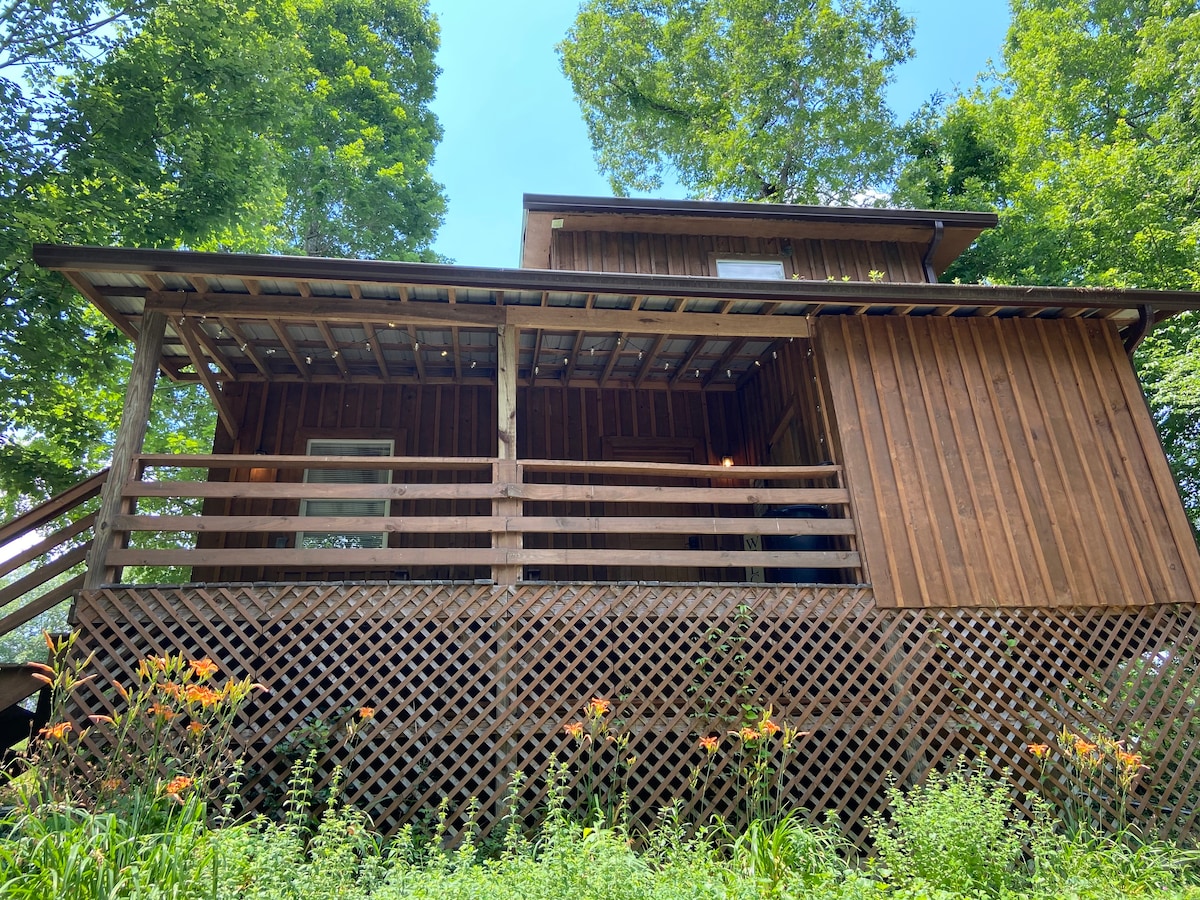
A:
[425, 1, 1012, 268]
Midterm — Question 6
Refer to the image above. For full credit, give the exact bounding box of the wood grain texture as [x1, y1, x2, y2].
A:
[818, 315, 1200, 609]
[550, 230, 928, 283]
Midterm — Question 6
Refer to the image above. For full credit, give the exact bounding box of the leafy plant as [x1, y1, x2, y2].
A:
[869, 757, 1030, 896]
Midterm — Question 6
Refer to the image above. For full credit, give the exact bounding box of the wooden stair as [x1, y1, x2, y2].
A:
[0, 473, 105, 772]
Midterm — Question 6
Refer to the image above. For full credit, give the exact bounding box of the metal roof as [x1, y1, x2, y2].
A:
[33, 243, 1198, 390]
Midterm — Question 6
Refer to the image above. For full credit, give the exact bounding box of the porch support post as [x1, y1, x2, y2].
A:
[493, 325, 521, 584]
[83, 310, 167, 590]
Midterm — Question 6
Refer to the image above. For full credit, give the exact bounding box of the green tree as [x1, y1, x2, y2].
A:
[559, 0, 914, 204]
[894, 0, 1200, 529]
[0, 0, 444, 516]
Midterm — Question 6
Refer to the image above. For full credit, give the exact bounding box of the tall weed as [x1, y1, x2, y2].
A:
[869, 757, 1030, 897]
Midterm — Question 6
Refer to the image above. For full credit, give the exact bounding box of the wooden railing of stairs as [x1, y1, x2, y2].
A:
[0, 469, 106, 767]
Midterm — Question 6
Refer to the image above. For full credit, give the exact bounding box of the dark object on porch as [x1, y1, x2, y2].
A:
[764, 504, 836, 584]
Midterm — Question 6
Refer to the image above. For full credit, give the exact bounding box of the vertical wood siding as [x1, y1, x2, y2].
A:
[738, 337, 837, 468]
[548, 231, 929, 282]
[818, 315, 1200, 609]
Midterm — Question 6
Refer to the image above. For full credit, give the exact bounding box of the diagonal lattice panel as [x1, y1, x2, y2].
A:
[68, 584, 1200, 846]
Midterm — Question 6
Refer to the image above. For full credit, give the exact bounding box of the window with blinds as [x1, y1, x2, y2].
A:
[298, 439, 394, 549]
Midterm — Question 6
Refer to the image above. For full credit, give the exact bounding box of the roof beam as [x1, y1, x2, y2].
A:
[362, 322, 390, 379]
[219, 317, 272, 379]
[173, 317, 240, 439]
[317, 322, 350, 379]
[144, 291, 811, 338]
[670, 336, 710, 388]
[267, 318, 310, 382]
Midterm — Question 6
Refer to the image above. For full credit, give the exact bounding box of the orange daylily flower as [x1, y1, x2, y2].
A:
[189, 658, 218, 679]
[358, 706, 376, 719]
[88, 714, 115, 726]
[1028, 742, 1051, 760]
[736, 726, 761, 742]
[148, 703, 175, 721]
[39, 721, 72, 741]
[187, 722, 205, 735]
[563, 721, 585, 740]
[761, 718, 781, 736]
[586, 697, 611, 717]
[184, 684, 222, 707]
[1115, 750, 1144, 770]
[698, 735, 720, 753]
[163, 775, 193, 797]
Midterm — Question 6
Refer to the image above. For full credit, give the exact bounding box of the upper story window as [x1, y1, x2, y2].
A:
[714, 258, 787, 280]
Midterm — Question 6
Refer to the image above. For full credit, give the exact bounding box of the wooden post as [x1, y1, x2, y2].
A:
[83, 311, 167, 590]
[493, 325, 521, 584]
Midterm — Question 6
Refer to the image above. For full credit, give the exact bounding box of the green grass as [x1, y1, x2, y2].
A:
[2, 779, 1196, 900]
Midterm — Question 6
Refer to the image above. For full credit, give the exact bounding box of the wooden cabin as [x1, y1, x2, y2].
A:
[6, 194, 1200, 841]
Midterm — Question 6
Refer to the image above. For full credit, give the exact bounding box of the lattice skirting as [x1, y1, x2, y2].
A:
[70, 583, 1200, 845]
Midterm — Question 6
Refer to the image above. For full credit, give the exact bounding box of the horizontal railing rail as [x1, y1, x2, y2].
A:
[95, 455, 861, 584]
[0, 469, 107, 643]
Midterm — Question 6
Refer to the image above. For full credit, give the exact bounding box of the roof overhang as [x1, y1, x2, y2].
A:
[34, 243, 1197, 392]
[520, 194, 998, 275]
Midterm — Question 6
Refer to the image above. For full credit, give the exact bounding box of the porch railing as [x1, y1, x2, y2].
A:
[100, 455, 861, 584]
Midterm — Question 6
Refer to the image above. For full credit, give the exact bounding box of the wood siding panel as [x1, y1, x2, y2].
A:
[549, 231, 929, 283]
[818, 315, 1200, 609]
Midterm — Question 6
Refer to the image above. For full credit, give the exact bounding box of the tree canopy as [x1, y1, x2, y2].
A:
[893, 0, 1200, 527]
[0, 0, 445, 515]
[559, 0, 914, 204]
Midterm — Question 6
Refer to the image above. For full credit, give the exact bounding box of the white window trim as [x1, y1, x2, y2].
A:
[297, 438, 394, 550]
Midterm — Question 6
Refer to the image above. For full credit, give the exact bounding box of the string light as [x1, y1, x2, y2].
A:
[305, 355, 313, 365]
[726, 369, 732, 379]
[534, 365, 540, 375]
[695, 368, 700, 378]
[470, 360, 477, 368]
[239, 342, 248, 352]
[365, 342, 371, 352]
[637, 351, 643, 361]
[664, 362, 670, 370]
[772, 350, 778, 360]
[755, 359, 761, 367]
[563, 356, 569, 365]
[388, 322, 396, 328]
[331, 350, 339, 358]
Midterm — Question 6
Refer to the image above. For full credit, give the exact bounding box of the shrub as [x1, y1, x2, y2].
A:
[869, 757, 1029, 897]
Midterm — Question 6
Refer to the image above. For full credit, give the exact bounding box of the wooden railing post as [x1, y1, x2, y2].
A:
[83, 310, 166, 590]
[493, 324, 521, 584]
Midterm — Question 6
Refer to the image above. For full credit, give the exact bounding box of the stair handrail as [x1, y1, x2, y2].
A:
[0, 469, 108, 549]
[0, 469, 108, 644]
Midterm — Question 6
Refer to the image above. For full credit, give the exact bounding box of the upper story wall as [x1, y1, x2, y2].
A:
[521, 195, 998, 284]
[544, 229, 931, 283]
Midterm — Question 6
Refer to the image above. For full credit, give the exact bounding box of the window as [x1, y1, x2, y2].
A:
[298, 439, 394, 549]
[715, 258, 786, 280]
